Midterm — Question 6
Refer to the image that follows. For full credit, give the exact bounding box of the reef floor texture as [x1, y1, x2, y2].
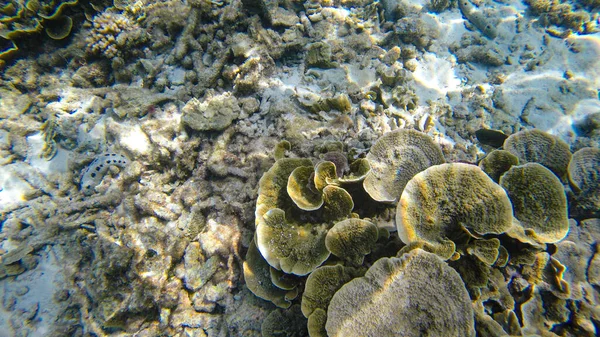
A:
[0, 0, 599, 336]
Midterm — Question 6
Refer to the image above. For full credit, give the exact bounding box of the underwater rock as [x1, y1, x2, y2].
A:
[305, 41, 334, 68]
[183, 243, 219, 292]
[241, 0, 272, 25]
[181, 92, 241, 131]
[525, 0, 592, 33]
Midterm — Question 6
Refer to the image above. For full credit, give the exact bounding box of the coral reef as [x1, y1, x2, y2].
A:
[500, 163, 569, 243]
[85, 11, 148, 59]
[0, 0, 599, 335]
[503, 128, 572, 180]
[525, 0, 595, 33]
[0, 0, 78, 61]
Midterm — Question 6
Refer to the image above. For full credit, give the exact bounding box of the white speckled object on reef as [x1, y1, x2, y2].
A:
[80, 153, 128, 195]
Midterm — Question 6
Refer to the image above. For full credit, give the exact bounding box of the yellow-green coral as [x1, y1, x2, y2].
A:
[0, 0, 77, 59]
[255, 208, 332, 276]
[301, 264, 363, 318]
[325, 218, 378, 265]
[326, 249, 475, 336]
[255, 157, 313, 226]
[500, 163, 569, 244]
[396, 163, 514, 259]
[287, 165, 324, 211]
[243, 240, 291, 309]
[363, 128, 445, 203]
[478, 149, 519, 183]
[504, 129, 572, 179]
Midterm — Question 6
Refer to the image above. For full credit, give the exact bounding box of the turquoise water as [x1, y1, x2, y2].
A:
[0, 0, 599, 336]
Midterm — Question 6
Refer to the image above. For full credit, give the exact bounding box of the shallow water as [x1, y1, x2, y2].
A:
[0, 0, 599, 336]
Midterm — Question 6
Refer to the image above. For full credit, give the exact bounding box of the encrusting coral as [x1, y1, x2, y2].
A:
[478, 149, 519, 182]
[568, 147, 600, 218]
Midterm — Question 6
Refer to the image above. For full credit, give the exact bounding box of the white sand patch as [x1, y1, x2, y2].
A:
[0, 246, 65, 337]
[413, 52, 463, 103]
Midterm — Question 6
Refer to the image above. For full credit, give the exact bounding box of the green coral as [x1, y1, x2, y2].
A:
[243, 240, 291, 309]
[326, 249, 475, 336]
[500, 163, 569, 244]
[363, 129, 445, 203]
[325, 218, 379, 265]
[245, 128, 584, 336]
[396, 163, 514, 260]
[301, 264, 363, 319]
[503, 129, 572, 180]
[0, 0, 78, 60]
[479, 149, 519, 183]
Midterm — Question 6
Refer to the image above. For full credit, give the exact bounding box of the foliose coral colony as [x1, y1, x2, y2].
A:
[247, 128, 599, 336]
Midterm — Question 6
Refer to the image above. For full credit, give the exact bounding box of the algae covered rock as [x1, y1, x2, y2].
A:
[305, 41, 334, 68]
[500, 163, 569, 244]
[181, 92, 241, 131]
[326, 249, 475, 337]
[503, 129, 572, 179]
[363, 129, 445, 203]
[396, 163, 514, 259]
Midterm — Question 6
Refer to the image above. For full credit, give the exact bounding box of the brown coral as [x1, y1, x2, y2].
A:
[396, 163, 514, 259]
[500, 163, 569, 244]
[326, 249, 475, 336]
[363, 129, 445, 203]
[503, 129, 572, 179]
